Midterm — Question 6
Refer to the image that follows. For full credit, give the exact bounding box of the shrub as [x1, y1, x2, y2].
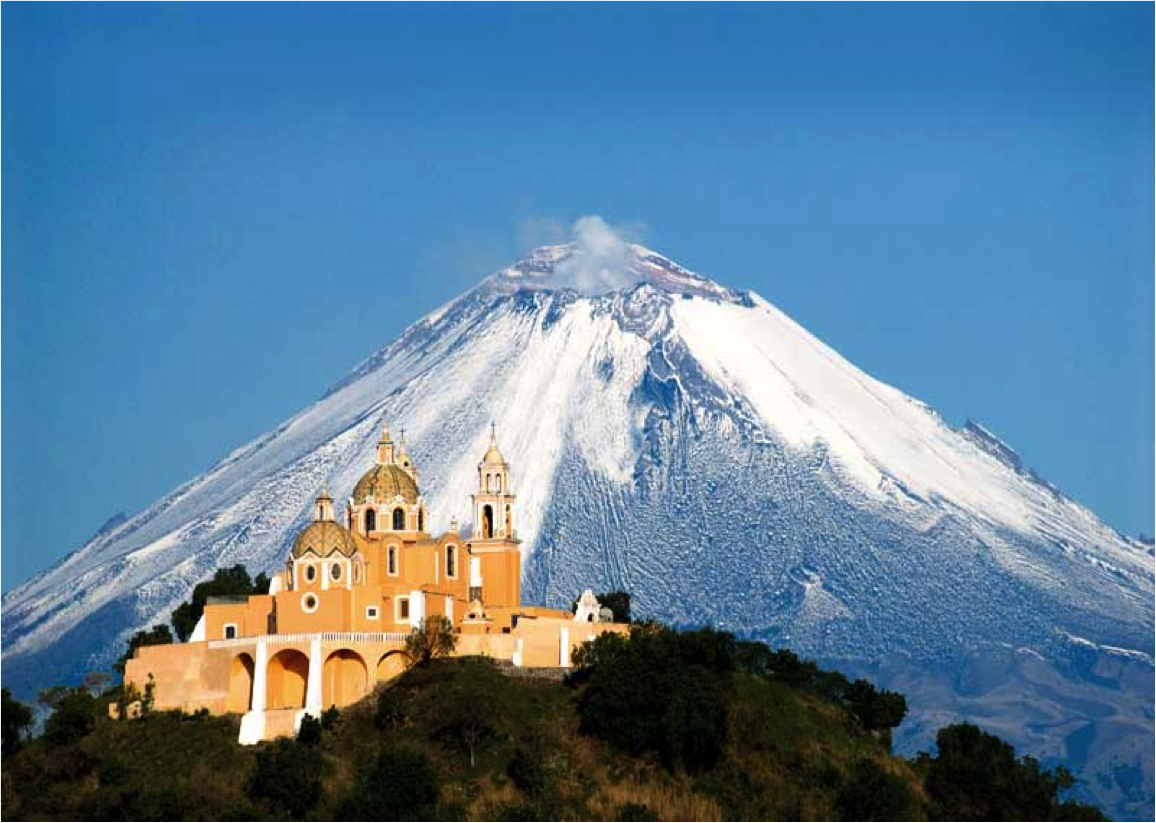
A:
[42, 687, 97, 745]
[405, 615, 457, 666]
[575, 623, 730, 773]
[507, 746, 547, 796]
[924, 723, 1104, 821]
[341, 746, 439, 820]
[1, 688, 34, 755]
[248, 738, 324, 817]
[835, 758, 922, 820]
[617, 802, 660, 821]
[297, 713, 322, 746]
[374, 688, 406, 731]
[171, 565, 269, 642]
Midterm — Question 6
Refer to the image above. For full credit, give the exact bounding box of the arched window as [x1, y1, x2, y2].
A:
[418, 509, 424, 532]
[331, 563, 342, 581]
[486, 473, 492, 492]
[304, 563, 317, 582]
[365, 508, 376, 533]
[446, 545, 457, 578]
[393, 508, 405, 531]
[387, 546, 397, 575]
[482, 505, 494, 539]
[496, 474, 502, 493]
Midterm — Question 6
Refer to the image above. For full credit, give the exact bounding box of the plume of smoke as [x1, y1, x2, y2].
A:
[555, 215, 638, 295]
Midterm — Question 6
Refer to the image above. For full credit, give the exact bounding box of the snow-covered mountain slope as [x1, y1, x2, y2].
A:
[3, 244, 1152, 817]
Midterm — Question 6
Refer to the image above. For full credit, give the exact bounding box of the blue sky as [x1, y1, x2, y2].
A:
[3, 4, 1152, 590]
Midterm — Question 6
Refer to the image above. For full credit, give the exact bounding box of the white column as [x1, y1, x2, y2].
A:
[252, 638, 268, 712]
[305, 637, 323, 715]
[513, 637, 524, 667]
[239, 638, 269, 745]
[559, 626, 571, 668]
[445, 595, 454, 623]
[409, 590, 425, 629]
[470, 556, 483, 588]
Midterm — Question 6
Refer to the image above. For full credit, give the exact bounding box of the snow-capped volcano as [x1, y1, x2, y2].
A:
[3, 244, 1152, 817]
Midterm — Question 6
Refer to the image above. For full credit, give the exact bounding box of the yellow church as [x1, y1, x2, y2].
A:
[124, 424, 622, 743]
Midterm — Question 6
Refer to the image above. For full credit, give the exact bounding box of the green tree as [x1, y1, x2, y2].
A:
[597, 590, 632, 623]
[1, 688, 34, 755]
[114, 624, 173, 675]
[404, 615, 457, 666]
[374, 688, 406, 731]
[42, 687, 97, 745]
[574, 623, 731, 773]
[341, 746, 439, 820]
[924, 723, 1104, 821]
[835, 758, 922, 820]
[171, 564, 269, 642]
[437, 689, 496, 767]
[297, 713, 323, 746]
[248, 738, 324, 818]
[845, 678, 907, 734]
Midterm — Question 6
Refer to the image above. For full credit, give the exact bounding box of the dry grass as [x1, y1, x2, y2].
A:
[588, 776, 723, 821]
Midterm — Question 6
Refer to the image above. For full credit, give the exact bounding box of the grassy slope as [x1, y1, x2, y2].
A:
[1, 657, 924, 821]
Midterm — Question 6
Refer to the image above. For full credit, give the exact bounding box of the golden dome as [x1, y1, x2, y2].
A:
[291, 520, 358, 558]
[481, 422, 506, 465]
[352, 463, 420, 504]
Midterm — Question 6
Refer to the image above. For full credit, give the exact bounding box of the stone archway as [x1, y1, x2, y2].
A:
[376, 651, 408, 684]
[266, 648, 309, 709]
[322, 649, 368, 708]
[227, 653, 255, 713]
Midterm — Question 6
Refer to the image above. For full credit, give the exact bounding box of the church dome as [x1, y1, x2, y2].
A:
[353, 463, 420, 504]
[291, 520, 358, 558]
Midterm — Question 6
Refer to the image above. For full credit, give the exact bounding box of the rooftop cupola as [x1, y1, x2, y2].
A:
[314, 487, 335, 522]
[376, 422, 396, 465]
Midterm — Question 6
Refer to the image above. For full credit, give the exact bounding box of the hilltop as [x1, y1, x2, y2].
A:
[2, 625, 1102, 821]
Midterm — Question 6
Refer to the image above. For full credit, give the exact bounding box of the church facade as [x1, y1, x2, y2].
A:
[124, 424, 621, 743]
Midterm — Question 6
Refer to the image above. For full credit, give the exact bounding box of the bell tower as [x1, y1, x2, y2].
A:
[468, 423, 521, 609]
[472, 423, 516, 540]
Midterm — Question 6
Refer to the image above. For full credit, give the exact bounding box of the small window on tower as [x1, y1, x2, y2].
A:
[366, 606, 379, 620]
[388, 546, 398, 575]
[398, 598, 410, 620]
[224, 624, 237, 639]
[304, 563, 317, 582]
[331, 563, 342, 581]
[446, 545, 457, 578]
[393, 508, 405, 531]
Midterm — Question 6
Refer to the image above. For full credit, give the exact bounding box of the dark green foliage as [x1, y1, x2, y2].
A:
[340, 746, 439, 820]
[247, 738, 324, 818]
[114, 624, 173, 675]
[296, 713, 322, 746]
[374, 688, 406, 731]
[320, 705, 341, 730]
[734, 641, 906, 736]
[836, 758, 922, 820]
[923, 722, 1105, 821]
[507, 745, 547, 796]
[1, 634, 1108, 822]
[597, 590, 632, 623]
[42, 687, 97, 745]
[845, 678, 907, 733]
[2, 688, 34, 755]
[436, 688, 496, 768]
[617, 801, 660, 821]
[574, 623, 732, 772]
[171, 564, 268, 642]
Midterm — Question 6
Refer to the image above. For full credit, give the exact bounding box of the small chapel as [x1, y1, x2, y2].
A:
[124, 424, 622, 743]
